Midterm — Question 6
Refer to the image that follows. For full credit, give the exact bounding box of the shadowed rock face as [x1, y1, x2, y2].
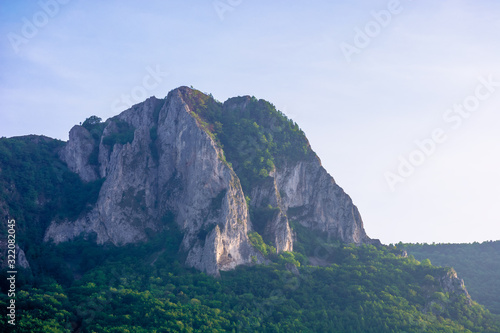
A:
[44, 86, 378, 275]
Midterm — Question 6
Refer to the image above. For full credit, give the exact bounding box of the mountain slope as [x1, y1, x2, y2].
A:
[36, 86, 377, 275]
[2, 239, 499, 332]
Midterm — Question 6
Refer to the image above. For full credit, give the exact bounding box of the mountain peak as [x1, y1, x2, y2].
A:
[12, 87, 378, 275]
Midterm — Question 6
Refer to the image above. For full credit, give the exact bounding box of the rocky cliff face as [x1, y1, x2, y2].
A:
[44, 86, 377, 275]
[0, 240, 30, 270]
[277, 158, 374, 244]
[440, 268, 471, 304]
[59, 126, 100, 183]
[242, 139, 376, 254]
[220, 95, 377, 252]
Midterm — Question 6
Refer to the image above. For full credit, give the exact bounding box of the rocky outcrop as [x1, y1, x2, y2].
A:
[246, 157, 376, 251]
[248, 171, 293, 252]
[422, 268, 472, 315]
[59, 125, 99, 182]
[45, 89, 257, 275]
[440, 268, 471, 304]
[44, 86, 377, 275]
[16, 245, 30, 269]
[0, 240, 30, 270]
[276, 158, 376, 245]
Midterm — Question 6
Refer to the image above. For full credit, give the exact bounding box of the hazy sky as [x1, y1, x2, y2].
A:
[1, 0, 499, 244]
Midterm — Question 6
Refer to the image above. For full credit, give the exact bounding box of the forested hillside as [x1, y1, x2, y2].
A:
[1, 236, 499, 332]
[402, 241, 500, 315]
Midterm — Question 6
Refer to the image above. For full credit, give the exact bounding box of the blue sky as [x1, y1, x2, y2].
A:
[1, 0, 499, 244]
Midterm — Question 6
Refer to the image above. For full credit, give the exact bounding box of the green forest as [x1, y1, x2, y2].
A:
[402, 241, 500, 316]
[1, 235, 500, 332]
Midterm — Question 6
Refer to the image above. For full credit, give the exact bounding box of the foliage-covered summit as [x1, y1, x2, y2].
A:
[179, 87, 311, 191]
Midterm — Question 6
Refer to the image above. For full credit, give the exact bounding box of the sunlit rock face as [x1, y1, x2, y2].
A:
[45, 87, 378, 275]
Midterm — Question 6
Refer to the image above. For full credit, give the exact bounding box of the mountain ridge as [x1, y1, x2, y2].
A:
[42, 86, 378, 275]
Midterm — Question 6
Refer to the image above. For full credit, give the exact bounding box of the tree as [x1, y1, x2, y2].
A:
[82, 115, 102, 130]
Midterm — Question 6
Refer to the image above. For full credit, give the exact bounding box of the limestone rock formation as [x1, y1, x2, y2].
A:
[59, 125, 100, 182]
[440, 268, 471, 304]
[0, 240, 30, 270]
[44, 86, 378, 275]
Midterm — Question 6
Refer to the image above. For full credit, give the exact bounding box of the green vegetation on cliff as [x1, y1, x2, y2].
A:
[102, 119, 135, 150]
[180, 88, 311, 192]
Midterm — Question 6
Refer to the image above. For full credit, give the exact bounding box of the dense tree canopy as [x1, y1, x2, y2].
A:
[1, 234, 499, 332]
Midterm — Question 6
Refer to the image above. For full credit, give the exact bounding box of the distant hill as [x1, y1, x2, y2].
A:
[402, 241, 500, 315]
